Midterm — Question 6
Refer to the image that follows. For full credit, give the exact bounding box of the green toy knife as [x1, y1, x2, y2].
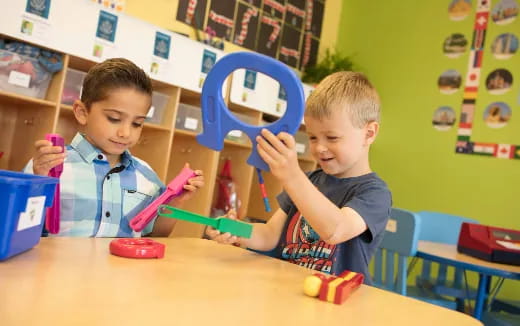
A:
[158, 205, 252, 238]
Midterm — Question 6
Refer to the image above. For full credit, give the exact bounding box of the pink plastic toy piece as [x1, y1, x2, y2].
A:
[129, 166, 196, 232]
[45, 133, 64, 234]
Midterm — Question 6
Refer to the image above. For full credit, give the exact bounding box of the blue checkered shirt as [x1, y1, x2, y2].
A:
[24, 133, 165, 237]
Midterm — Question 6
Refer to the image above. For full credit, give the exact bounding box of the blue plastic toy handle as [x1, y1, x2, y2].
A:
[197, 52, 305, 171]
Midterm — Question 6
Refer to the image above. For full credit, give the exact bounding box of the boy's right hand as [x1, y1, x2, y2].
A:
[205, 209, 240, 245]
[32, 139, 66, 176]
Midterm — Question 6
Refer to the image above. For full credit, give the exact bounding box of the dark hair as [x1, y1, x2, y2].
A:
[81, 58, 153, 108]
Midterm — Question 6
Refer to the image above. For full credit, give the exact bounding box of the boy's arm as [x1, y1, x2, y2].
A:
[256, 129, 367, 244]
[282, 169, 368, 244]
[147, 165, 204, 237]
[241, 208, 288, 251]
[148, 216, 176, 237]
[206, 208, 288, 252]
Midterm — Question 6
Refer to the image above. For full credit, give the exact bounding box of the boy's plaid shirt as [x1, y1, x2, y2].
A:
[24, 133, 165, 237]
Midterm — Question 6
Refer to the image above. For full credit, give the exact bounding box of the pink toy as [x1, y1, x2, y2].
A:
[45, 134, 64, 234]
[129, 166, 196, 232]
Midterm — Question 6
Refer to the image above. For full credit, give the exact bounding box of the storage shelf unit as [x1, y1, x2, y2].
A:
[0, 27, 315, 236]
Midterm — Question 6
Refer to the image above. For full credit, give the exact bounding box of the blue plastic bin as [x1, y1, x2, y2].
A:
[0, 170, 58, 261]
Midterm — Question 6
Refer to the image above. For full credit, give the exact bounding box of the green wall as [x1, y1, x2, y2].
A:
[336, 0, 519, 301]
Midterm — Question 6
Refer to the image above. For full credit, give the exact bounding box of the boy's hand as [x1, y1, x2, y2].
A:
[205, 209, 240, 245]
[32, 139, 66, 176]
[256, 128, 300, 184]
[170, 163, 204, 206]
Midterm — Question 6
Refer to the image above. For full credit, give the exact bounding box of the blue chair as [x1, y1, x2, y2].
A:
[483, 296, 520, 325]
[372, 208, 420, 295]
[482, 311, 520, 326]
[491, 299, 520, 315]
[414, 211, 479, 311]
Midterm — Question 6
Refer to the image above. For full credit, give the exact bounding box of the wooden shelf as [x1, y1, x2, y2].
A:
[0, 43, 313, 239]
[223, 138, 252, 149]
[144, 122, 170, 131]
[0, 90, 56, 108]
[68, 55, 97, 72]
[298, 156, 315, 163]
[60, 104, 73, 111]
[180, 89, 202, 107]
[174, 129, 198, 137]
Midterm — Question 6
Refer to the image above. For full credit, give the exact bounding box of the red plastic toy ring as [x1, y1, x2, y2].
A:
[109, 238, 165, 259]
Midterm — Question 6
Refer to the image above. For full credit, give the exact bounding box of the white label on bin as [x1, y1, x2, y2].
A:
[8, 71, 31, 88]
[146, 106, 155, 119]
[228, 130, 242, 138]
[385, 219, 397, 233]
[17, 196, 46, 231]
[295, 143, 306, 154]
[184, 117, 198, 130]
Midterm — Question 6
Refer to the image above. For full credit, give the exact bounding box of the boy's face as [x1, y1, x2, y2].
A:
[305, 109, 377, 178]
[74, 88, 151, 165]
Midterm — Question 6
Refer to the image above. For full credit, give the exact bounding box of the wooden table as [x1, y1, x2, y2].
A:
[417, 241, 520, 320]
[0, 238, 482, 326]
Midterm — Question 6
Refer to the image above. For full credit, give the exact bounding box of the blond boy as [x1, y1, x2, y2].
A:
[207, 72, 392, 283]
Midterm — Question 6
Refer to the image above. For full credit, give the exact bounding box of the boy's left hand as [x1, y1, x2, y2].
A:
[256, 128, 300, 184]
[171, 163, 204, 206]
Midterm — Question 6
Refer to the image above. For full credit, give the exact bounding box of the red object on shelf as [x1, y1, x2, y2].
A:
[109, 238, 165, 259]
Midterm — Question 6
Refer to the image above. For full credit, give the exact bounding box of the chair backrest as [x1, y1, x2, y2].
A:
[416, 211, 477, 245]
[416, 211, 478, 290]
[373, 208, 421, 295]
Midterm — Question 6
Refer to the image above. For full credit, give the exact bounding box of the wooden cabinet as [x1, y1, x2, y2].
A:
[0, 34, 315, 237]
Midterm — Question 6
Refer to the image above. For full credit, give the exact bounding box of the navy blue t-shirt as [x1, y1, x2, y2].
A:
[274, 169, 392, 284]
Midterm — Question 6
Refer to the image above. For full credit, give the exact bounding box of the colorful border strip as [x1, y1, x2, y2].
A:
[455, 0, 520, 160]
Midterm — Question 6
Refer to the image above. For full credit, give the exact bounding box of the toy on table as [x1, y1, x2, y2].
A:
[196, 52, 304, 212]
[129, 166, 196, 232]
[45, 133, 64, 234]
[109, 238, 165, 259]
[303, 270, 364, 304]
[158, 205, 253, 238]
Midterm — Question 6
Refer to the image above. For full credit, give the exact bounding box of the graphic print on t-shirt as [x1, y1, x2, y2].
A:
[281, 211, 337, 273]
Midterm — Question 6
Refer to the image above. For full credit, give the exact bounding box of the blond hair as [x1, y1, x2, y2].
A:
[305, 71, 380, 128]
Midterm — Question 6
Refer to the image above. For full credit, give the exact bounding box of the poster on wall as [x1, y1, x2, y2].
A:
[440, 0, 520, 160]
[93, 10, 119, 60]
[207, 0, 236, 41]
[233, 3, 259, 50]
[91, 0, 125, 12]
[176, 0, 208, 30]
[278, 24, 301, 67]
[149, 31, 172, 79]
[175, 0, 325, 70]
[19, 0, 54, 43]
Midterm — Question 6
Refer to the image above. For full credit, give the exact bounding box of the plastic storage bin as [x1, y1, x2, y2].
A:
[61, 68, 86, 105]
[176, 102, 202, 133]
[146, 91, 169, 124]
[0, 170, 58, 261]
[0, 49, 51, 99]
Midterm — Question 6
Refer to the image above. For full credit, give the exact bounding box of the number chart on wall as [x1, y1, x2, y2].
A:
[435, 0, 520, 160]
[175, 0, 324, 71]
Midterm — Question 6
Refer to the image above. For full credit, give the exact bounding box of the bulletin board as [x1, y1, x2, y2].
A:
[175, 0, 325, 70]
[435, 0, 520, 160]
